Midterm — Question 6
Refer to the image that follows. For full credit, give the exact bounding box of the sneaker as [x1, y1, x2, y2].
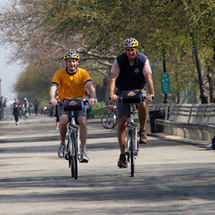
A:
[139, 129, 147, 145]
[58, 142, 65, 158]
[80, 149, 89, 163]
[117, 154, 127, 168]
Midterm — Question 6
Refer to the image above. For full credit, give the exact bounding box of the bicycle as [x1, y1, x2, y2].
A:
[117, 89, 146, 177]
[23, 108, 29, 119]
[101, 104, 117, 129]
[60, 97, 88, 180]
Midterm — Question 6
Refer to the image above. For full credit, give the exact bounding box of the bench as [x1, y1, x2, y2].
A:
[154, 104, 215, 141]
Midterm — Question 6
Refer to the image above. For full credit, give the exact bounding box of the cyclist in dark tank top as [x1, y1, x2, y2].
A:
[109, 38, 155, 168]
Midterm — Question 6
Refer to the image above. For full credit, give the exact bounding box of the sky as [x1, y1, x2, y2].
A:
[0, 47, 23, 101]
[0, 0, 22, 101]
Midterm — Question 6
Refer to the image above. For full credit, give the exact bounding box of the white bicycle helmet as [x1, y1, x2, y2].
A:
[64, 51, 80, 60]
[123, 38, 139, 48]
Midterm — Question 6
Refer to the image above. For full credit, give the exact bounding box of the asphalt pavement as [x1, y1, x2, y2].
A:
[0, 115, 215, 215]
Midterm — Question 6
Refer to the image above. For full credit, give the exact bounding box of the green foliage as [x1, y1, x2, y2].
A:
[14, 58, 61, 102]
[92, 102, 107, 117]
[2, 0, 215, 103]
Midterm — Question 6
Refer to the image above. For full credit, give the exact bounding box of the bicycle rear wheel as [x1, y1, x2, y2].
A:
[101, 114, 109, 129]
[101, 113, 117, 129]
[108, 113, 117, 129]
[69, 132, 78, 179]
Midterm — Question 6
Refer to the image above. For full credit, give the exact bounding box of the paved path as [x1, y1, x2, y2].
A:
[0, 115, 215, 215]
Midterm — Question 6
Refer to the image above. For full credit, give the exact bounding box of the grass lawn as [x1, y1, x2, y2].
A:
[92, 102, 108, 117]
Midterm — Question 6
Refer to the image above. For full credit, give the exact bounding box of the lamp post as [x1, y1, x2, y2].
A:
[192, 44, 208, 104]
[163, 58, 168, 103]
[191, 32, 208, 104]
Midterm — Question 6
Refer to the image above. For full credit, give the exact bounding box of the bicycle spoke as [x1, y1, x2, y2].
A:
[101, 114, 109, 129]
[101, 113, 117, 129]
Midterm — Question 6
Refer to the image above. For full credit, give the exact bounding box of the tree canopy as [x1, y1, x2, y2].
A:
[0, 0, 215, 103]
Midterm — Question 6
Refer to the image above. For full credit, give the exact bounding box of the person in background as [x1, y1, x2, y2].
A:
[13, 98, 21, 125]
[23, 98, 29, 118]
[34, 100, 39, 115]
[29, 103, 32, 115]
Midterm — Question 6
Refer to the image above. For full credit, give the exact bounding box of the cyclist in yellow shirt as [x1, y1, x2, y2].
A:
[50, 51, 96, 162]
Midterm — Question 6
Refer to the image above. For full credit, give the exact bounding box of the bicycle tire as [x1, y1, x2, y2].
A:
[101, 114, 109, 129]
[107, 113, 117, 129]
[130, 129, 135, 177]
[69, 132, 78, 179]
[67, 134, 74, 178]
[101, 113, 117, 129]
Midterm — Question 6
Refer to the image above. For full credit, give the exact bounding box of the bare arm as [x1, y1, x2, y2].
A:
[144, 73, 155, 101]
[85, 81, 96, 105]
[109, 73, 118, 102]
[50, 84, 58, 106]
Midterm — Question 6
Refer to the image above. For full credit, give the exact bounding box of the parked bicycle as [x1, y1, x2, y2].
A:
[117, 90, 146, 177]
[60, 98, 88, 180]
[101, 104, 117, 129]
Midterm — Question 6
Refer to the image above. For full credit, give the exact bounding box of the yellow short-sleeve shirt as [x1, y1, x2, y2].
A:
[52, 68, 91, 101]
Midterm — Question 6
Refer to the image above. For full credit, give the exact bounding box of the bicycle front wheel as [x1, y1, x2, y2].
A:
[130, 130, 135, 177]
[69, 132, 78, 179]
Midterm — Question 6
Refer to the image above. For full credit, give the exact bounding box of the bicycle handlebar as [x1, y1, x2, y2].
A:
[109, 95, 154, 103]
[57, 98, 89, 105]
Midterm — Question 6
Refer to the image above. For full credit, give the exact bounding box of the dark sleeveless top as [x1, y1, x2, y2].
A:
[115, 52, 147, 91]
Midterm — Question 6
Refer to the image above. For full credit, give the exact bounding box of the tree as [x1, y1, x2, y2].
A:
[14, 58, 62, 101]
[1, 0, 215, 103]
